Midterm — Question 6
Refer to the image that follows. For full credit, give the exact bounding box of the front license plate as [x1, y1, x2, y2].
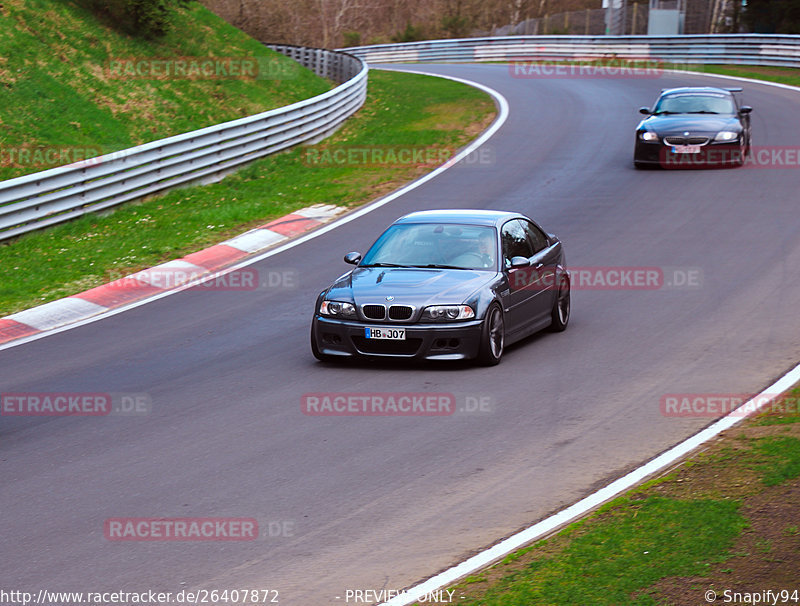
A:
[672, 145, 701, 154]
[365, 327, 406, 340]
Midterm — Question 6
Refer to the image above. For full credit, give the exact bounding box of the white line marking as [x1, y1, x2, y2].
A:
[378, 363, 800, 605]
[0, 70, 509, 351]
[4, 62, 800, 603]
[373, 65, 800, 606]
[674, 68, 800, 93]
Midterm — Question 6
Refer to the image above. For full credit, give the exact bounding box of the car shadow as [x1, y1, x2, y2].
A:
[308, 327, 553, 371]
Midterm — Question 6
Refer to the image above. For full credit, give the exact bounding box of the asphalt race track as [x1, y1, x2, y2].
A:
[2, 64, 800, 604]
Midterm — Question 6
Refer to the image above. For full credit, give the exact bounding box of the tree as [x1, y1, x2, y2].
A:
[743, 0, 800, 32]
[78, 0, 189, 38]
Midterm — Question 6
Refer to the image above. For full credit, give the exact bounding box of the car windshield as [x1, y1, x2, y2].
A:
[654, 93, 735, 115]
[360, 223, 498, 270]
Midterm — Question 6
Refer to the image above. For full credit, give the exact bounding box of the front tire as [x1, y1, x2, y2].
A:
[732, 140, 748, 167]
[476, 304, 504, 366]
[549, 273, 570, 332]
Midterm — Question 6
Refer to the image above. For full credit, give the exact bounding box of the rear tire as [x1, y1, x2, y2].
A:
[549, 274, 570, 332]
[476, 304, 504, 366]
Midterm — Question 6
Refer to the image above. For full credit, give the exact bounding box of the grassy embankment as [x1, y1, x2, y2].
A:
[0, 0, 496, 315]
[0, 0, 332, 182]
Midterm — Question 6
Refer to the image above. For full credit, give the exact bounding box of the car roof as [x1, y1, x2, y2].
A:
[659, 86, 735, 97]
[393, 209, 526, 228]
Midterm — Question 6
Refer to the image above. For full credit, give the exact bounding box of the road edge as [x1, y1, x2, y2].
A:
[376, 67, 800, 606]
[0, 71, 510, 352]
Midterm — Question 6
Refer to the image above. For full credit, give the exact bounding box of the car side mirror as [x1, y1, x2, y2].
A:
[344, 251, 361, 265]
[639, 107, 651, 115]
[509, 256, 530, 269]
[739, 106, 753, 114]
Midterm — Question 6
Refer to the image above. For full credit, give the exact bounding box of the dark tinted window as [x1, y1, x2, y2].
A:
[522, 220, 549, 253]
[654, 93, 735, 115]
[501, 220, 534, 265]
[360, 223, 497, 270]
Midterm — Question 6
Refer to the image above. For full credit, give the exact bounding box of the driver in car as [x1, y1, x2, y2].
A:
[477, 231, 496, 268]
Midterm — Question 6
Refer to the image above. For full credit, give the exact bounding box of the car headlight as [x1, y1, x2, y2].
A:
[319, 300, 357, 318]
[714, 130, 739, 142]
[639, 130, 659, 142]
[421, 305, 475, 322]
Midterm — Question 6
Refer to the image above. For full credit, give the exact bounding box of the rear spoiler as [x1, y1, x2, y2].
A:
[659, 87, 743, 93]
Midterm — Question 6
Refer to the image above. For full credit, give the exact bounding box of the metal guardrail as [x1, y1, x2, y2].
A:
[266, 44, 363, 84]
[4, 35, 797, 241]
[0, 47, 367, 241]
[342, 34, 800, 69]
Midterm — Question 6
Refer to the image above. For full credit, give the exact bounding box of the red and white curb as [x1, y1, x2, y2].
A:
[0, 71, 510, 351]
[0, 204, 345, 345]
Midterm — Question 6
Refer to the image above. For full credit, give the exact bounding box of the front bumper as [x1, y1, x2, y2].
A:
[634, 140, 744, 167]
[312, 315, 484, 361]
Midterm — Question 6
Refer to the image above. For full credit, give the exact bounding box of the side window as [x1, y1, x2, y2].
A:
[522, 220, 549, 254]
[501, 220, 534, 266]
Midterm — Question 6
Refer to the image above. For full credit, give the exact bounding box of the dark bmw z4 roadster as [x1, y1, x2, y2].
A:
[634, 86, 752, 168]
[310, 209, 570, 365]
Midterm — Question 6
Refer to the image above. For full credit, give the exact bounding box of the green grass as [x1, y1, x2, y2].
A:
[449, 497, 746, 606]
[0, 70, 495, 314]
[0, 0, 331, 180]
[416, 62, 800, 605]
[434, 392, 800, 606]
[750, 436, 800, 486]
[752, 386, 800, 426]
[697, 64, 800, 88]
